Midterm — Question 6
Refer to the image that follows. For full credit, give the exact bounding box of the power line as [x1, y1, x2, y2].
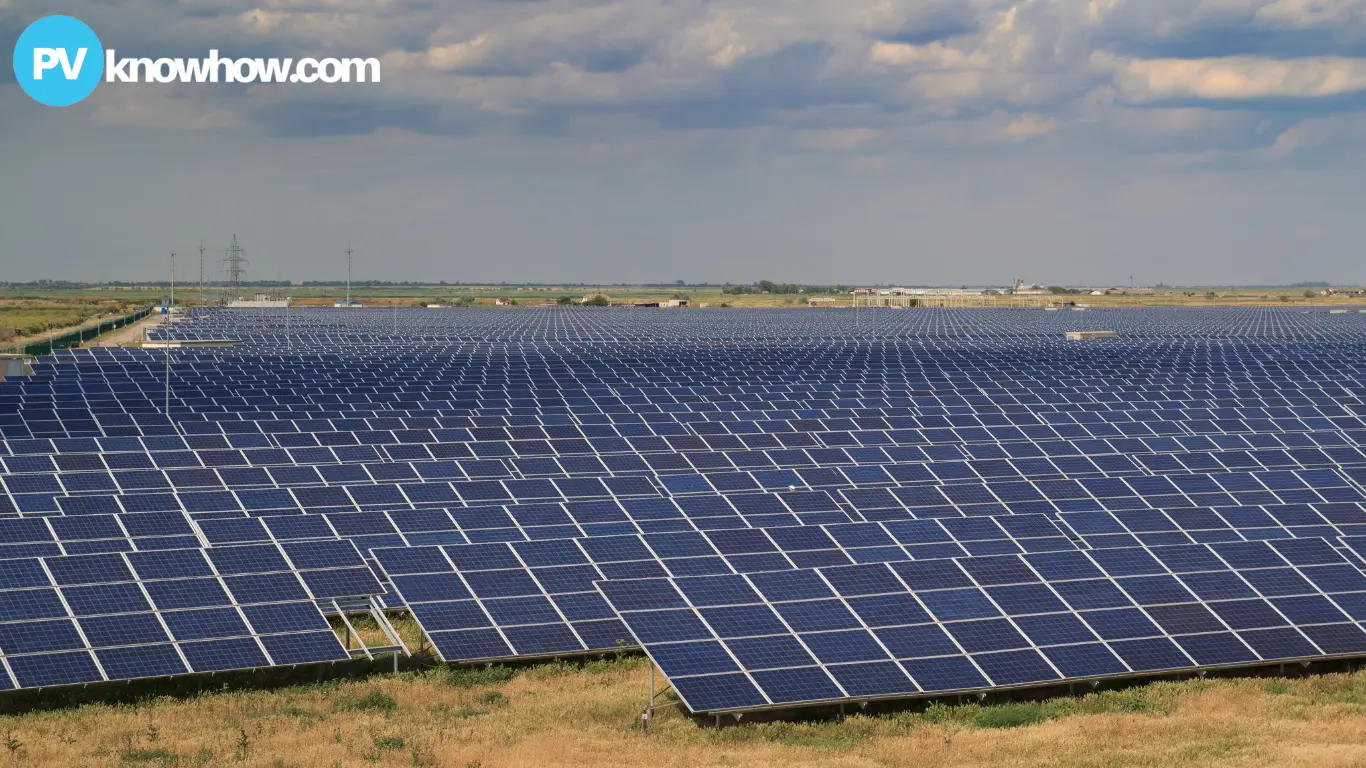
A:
[223, 234, 248, 292]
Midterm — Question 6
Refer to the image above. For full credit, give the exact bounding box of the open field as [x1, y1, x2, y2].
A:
[0, 298, 148, 344]
[10, 659, 1366, 767]
[6, 283, 1366, 309]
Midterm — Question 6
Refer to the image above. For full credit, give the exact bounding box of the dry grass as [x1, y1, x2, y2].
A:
[329, 614, 428, 653]
[9, 661, 1366, 766]
[0, 299, 145, 341]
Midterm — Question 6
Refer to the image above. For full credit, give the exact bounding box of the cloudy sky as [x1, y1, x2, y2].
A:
[2, 0, 1365, 286]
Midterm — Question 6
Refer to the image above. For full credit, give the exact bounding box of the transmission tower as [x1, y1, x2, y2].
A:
[223, 234, 248, 295]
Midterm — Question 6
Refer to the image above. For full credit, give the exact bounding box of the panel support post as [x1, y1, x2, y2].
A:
[643, 661, 655, 734]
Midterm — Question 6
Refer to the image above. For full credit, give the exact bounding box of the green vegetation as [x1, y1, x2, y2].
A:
[2, 280, 1364, 313]
[334, 689, 397, 715]
[721, 280, 848, 295]
[0, 298, 145, 342]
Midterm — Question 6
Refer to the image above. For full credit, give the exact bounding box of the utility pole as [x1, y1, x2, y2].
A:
[166, 250, 175, 416]
[199, 240, 205, 306]
[346, 241, 353, 306]
[223, 234, 248, 298]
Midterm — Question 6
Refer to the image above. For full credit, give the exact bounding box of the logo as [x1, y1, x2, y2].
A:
[12, 15, 105, 106]
[11, 15, 380, 106]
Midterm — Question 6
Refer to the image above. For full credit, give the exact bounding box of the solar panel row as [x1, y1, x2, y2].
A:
[599, 538, 1366, 712]
[0, 540, 378, 689]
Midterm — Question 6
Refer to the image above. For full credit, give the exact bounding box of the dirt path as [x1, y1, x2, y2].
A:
[88, 313, 164, 346]
[5, 308, 157, 349]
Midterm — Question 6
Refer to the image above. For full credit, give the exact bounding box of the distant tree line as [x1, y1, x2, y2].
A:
[721, 281, 849, 295]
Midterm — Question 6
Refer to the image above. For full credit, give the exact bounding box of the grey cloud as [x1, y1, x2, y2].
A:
[9, 0, 1366, 149]
[5, 0, 1366, 288]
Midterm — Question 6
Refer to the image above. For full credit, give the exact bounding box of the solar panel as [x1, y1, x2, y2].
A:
[372, 515, 1077, 661]
[0, 542, 376, 689]
[599, 538, 1366, 713]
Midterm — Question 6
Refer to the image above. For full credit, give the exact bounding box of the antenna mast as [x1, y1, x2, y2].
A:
[223, 234, 248, 296]
[346, 241, 353, 306]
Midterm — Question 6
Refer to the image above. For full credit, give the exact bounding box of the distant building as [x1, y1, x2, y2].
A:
[333, 300, 363, 308]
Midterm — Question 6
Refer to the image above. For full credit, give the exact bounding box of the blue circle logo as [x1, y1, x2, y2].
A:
[12, 16, 104, 106]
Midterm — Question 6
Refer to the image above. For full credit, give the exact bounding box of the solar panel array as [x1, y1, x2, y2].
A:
[5, 305, 1366, 706]
[0, 542, 370, 689]
[599, 538, 1366, 712]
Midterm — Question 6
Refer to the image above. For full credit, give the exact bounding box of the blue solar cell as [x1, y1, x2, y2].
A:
[502, 623, 584, 655]
[161, 608, 252, 641]
[223, 572, 311, 604]
[97, 644, 188, 680]
[5, 650, 105, 687]
[671, 673, 769, 711]
[259, 631, 349, 665]
[144, 577, 233, 610]
[900, 656, 989, 691]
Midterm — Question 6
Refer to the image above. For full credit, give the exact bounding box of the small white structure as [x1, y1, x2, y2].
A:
[664, 299, 689, 308]
[1065, 330, 1118, 341]
[230, 298, 291, 308]
[1, 355, 34, 378]
[333, 300, 363, 308]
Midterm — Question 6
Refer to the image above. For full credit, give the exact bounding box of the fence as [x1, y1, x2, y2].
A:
[0, 306, 155, 356]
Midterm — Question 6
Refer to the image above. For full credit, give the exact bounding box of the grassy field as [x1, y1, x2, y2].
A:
[8, 657, 1366, 767]
[7, 283, 1366, 310]
[0, 298, 148, 343]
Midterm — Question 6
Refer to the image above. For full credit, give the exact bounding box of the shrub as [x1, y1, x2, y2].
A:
[437, 665, 516, 688]
[335, 690, 397, 715]
[974, 703, 1060, 729]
